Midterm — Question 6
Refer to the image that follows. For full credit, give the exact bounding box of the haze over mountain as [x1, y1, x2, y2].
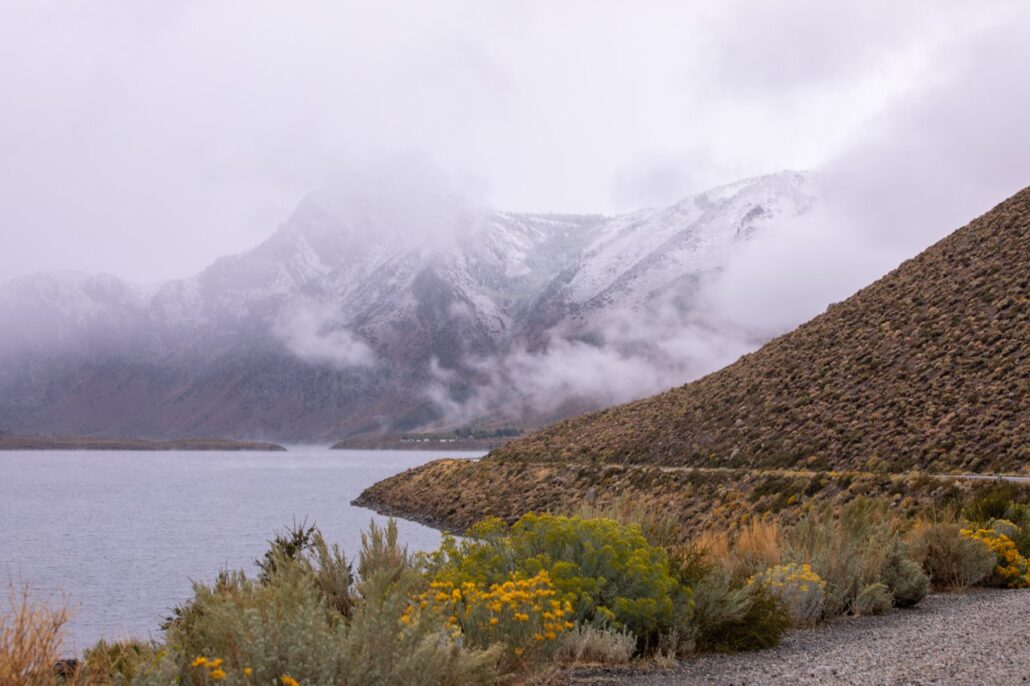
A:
[0, 171, 814, 441]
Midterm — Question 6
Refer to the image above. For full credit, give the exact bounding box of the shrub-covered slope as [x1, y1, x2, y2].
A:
[490, 187, 1030, 475]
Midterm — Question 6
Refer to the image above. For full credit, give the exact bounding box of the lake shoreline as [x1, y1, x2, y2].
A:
[0, 435, 287, 451]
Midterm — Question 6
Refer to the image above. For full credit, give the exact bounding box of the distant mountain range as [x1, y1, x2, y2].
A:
[0, 171, 814, 441]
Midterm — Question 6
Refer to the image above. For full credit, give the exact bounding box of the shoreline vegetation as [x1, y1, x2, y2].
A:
[331, 437, 506, 452]
[2, 487, 1028, 685]
[332, 428, 522, 452]
[0, 435, 287, 452]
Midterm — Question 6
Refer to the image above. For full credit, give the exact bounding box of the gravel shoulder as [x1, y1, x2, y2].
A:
[563, 589, 1029, 686]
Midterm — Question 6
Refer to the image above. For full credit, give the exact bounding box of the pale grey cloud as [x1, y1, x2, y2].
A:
[274, 297, 375, 369]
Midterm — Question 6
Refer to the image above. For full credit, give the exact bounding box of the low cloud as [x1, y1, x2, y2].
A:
[427, 298, 758, 426]
[274, 298, 374, 369]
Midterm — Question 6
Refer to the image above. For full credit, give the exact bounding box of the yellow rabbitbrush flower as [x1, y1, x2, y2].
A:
[749, 563, 827, 625]
[405, 569, 570, 668]
[961, 528, 1030, 588]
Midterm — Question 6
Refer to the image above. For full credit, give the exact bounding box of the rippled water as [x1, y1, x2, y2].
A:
[0, 447, 482, 650]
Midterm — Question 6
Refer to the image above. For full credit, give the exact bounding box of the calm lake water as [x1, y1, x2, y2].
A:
[0, 447, 482, 650]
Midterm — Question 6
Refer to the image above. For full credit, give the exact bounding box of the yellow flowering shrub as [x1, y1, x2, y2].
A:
[404, 570, 572, 669]
[961, 527, 1030, 588]
[429, 514, 683, 647]
[748, 563, 825, 625]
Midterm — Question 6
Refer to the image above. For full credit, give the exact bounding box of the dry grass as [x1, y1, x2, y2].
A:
[692, 520, 782, 583]
[555, 625, 636, 666]
[0, 584, 70, 686]
[733, 520, 782, 579]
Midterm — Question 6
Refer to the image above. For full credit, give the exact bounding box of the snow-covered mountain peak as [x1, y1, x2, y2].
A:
[564, 170, 815, 307]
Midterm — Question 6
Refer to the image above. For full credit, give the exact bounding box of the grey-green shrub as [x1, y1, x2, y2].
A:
[879, 542, 930, 608]
[163, 566, 348, 684]
[679, 560, 788, 653]
[1001, 503, 1030, 557]
[909, 521, 996, 589]
[853, 582, 893, 616]
[698, 584, 789, 653]
[674, 552, 749, 653]
[990, 519, 1020, 541]
[136, 520, 498, 686]
[337, 520, 498, 686]
[782, 498, 897, 616]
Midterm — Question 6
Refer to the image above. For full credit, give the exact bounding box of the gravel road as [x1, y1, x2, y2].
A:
[562, 589, 1029, 686]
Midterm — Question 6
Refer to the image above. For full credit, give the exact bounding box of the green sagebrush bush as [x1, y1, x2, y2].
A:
[853, 582, 893, 616]
[670, 543, 789, 654]
[428, 513, 685, 649]
[130, 520, 497, 686]
[258, 521, 355, 620]
[694, 582, 789, 654]
[909, 521, 996, 589]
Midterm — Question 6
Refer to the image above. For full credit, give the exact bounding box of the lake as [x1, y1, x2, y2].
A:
[0, 447, 482, 650]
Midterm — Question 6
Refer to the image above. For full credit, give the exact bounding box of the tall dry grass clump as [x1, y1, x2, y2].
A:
[732, 520, 782, 580]
[0, 584, 70, 686]
[690, 519, 781, 583]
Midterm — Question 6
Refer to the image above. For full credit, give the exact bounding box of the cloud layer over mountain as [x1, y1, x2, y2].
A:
[2, 1, 1026, 288]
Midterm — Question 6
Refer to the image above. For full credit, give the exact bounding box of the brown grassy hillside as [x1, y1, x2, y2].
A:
[490, 187, 1030, 475]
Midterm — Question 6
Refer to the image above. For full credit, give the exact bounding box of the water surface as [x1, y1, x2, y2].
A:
[0, 447, 481, 650]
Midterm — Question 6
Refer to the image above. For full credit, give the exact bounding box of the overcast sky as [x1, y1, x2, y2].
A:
[0, 0, 1027, 284]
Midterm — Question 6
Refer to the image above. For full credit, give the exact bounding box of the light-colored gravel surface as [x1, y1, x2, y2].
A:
[563, 590, 1029, 686]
